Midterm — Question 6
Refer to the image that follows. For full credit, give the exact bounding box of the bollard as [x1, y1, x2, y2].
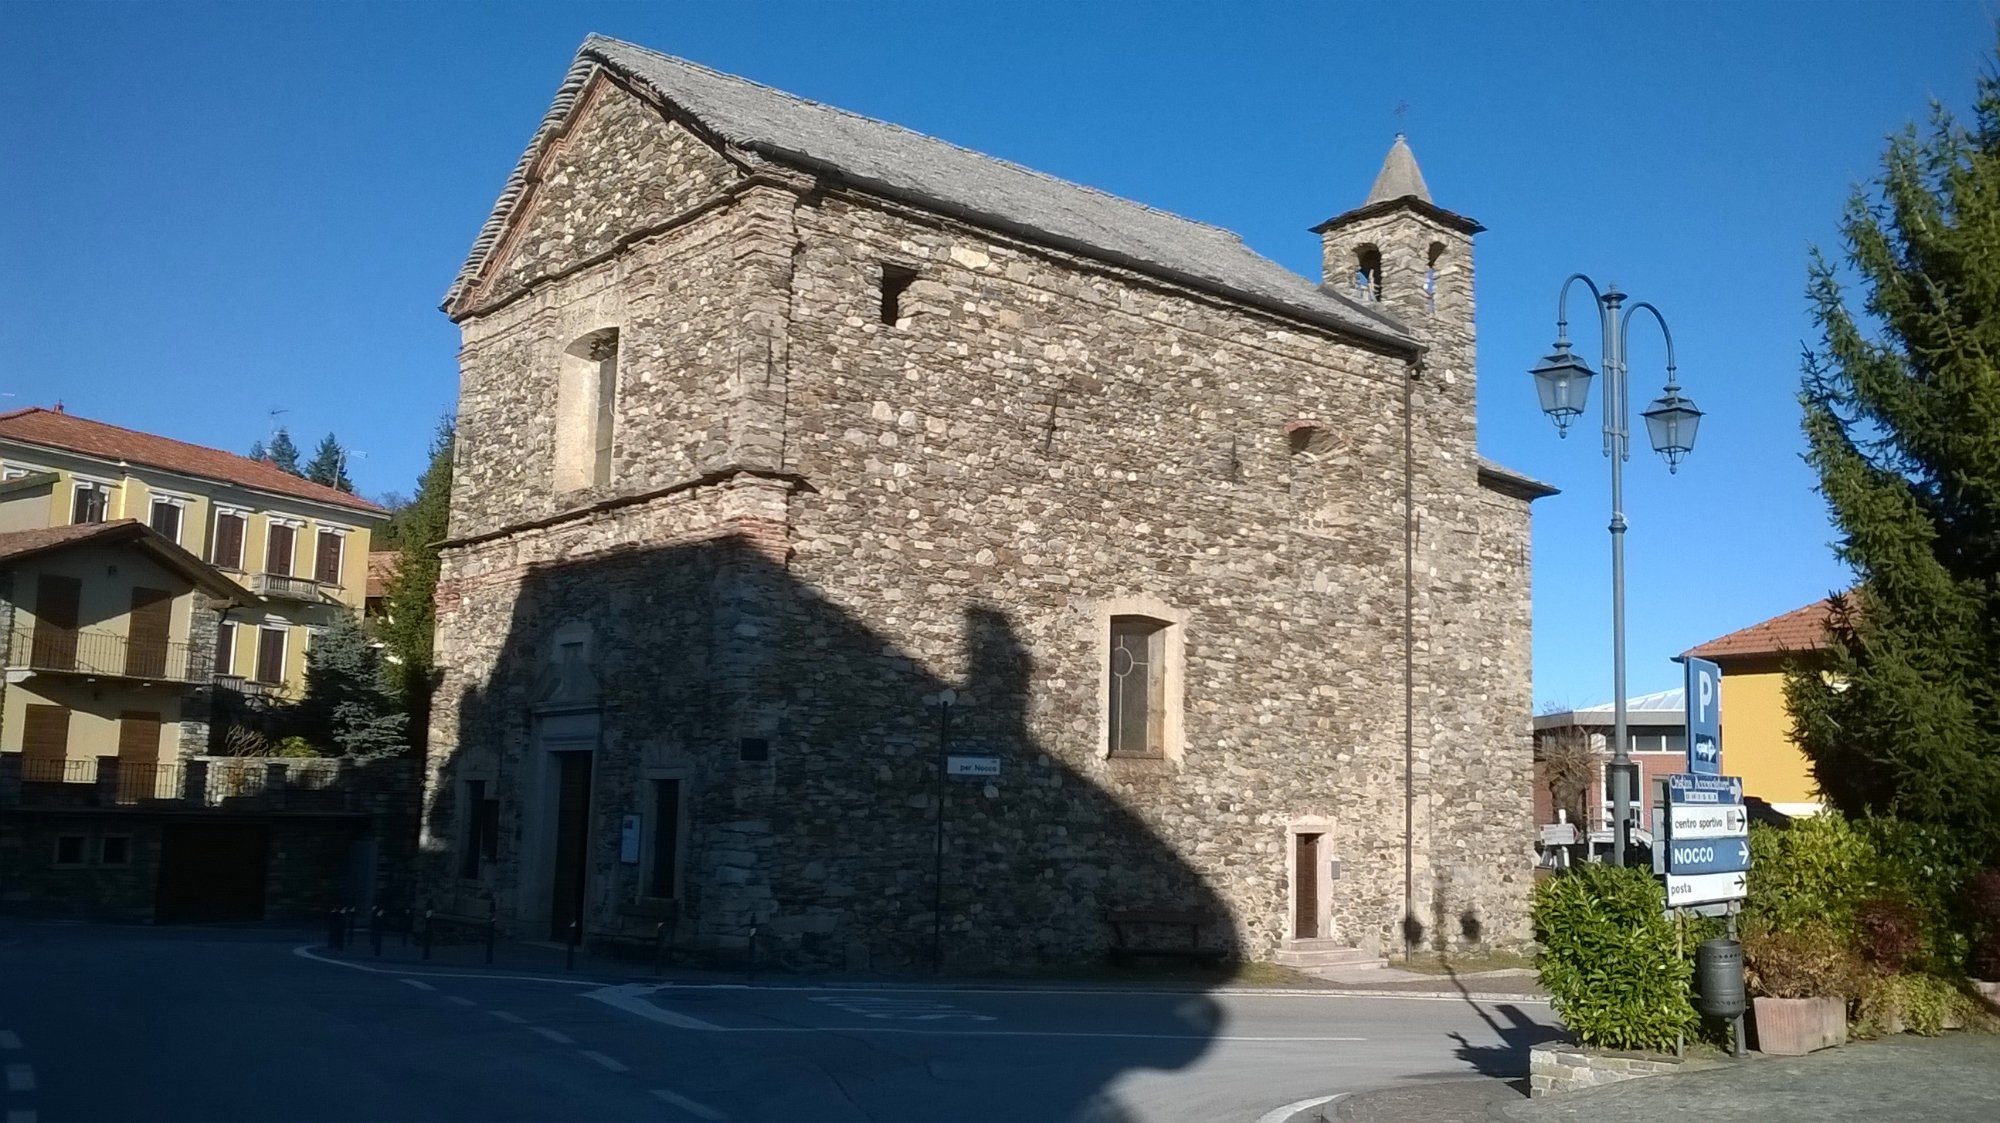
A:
[484, 913, 496, 965]
[566, 919, 579, 971]
[422, 909, 434, 961]
[370, 908, 385, 957]
[345, 906, 357, 946]
[326, 909, 345, 950]
[746, 924, 759, 984]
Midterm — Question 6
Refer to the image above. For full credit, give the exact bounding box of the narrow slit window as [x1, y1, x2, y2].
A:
[1107, 616, 1169, 758]
[1354, 246, 1382, 303]
[880, 265, 916, 326]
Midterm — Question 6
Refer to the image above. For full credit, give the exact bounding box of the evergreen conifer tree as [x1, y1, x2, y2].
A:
[298, 612, 407, 758]
[266, 428, 303, 476]
[248, 439, 268, 462]
[381, 415, 454, 751]
[304, 433, 354, 492]
[1787, 57, 2000, 863]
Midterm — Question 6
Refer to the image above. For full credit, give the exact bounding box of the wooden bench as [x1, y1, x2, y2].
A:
[421, 890, 497, 964]
[1105, 909, 1225, 965]
[589, 899, 678, 972]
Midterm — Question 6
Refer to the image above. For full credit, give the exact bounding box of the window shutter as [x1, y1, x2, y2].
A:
[213, 513, 244, 568]
[314, 531, 342, 585]
[150, 500, 182, 542]
[214, 622, 236, 677]
[21, 704, 71, 765]
[256, 627, 286, 684]
[266, 524, 294, 576]
[30, 575, 81, 671]
[124, 587, 172, 678]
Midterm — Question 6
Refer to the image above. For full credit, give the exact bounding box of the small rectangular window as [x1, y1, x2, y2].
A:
[738, 737, 770, 763]
[479, 798, 501, 864]
[211, 511, 246, 569]
[880, 264, 916, 326]
[99, 835, 132, 867]
[150, 498, 183, 543]
[54, 835, 87, 867]
[314, 529, 343, 586]
[71, 482, 108, 524]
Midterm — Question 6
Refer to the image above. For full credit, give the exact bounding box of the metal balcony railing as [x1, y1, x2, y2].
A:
[4, 626, 205, 684]
[3, 755, 364, 811]
[248, 572, 324, 601]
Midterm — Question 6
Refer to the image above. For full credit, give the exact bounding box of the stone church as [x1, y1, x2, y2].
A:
[423, 34, 1552, 971]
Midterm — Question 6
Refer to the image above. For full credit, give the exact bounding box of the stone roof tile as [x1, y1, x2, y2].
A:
[447, 36, 1416, 348]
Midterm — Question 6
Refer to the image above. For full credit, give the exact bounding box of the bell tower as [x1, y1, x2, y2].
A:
[1312, 136, 1484, 437]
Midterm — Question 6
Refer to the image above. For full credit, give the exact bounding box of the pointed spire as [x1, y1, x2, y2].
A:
[1363, 134, 1431, 206]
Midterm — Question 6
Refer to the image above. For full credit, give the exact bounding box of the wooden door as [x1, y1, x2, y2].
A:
[30, 575, 80, 671]
[124, 587, 172, 678]
[1294, 833, 1321, 939]
[549, 752, 593, 942]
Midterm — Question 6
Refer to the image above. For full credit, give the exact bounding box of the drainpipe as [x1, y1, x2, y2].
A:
[1402, 356, 1419, 962]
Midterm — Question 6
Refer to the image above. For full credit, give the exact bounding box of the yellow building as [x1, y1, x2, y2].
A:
[0, 521, 248, 785]
[0, 407, 387, 702]
[1684, 598, 1834, 817]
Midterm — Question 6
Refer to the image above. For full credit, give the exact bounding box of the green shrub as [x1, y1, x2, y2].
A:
[1854, 973, 1988, 1037]
[1533, 863, 1698, 1051]
[274, 736, 321, 759]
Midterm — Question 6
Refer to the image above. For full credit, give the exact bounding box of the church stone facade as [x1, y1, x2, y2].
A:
[423, 35, 1552, 971]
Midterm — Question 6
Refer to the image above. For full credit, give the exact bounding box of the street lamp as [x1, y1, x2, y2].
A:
[1532, 275, 1701, 867]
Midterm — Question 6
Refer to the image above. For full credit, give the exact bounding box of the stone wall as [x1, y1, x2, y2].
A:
[431, 73, 1542, 967]
[1528, 1046, 1702, 1097]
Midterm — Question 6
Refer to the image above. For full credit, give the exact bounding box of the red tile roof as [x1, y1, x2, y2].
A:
[1685, 598, 1836, 661]
[366, 550, 400, 599]
[0, 407, 384, 516]
[0, 519, 245, 598]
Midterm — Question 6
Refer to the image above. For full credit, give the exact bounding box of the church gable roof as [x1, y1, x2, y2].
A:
[448, 36, 1416, 348]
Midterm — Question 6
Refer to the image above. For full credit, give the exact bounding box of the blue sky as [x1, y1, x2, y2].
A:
[1, 1, 1989, 707]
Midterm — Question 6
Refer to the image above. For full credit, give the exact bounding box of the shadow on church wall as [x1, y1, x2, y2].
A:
[427, 533, 1232, 975]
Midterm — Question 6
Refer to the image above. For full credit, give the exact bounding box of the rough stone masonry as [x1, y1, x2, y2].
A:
[422, 35, 1553, 971]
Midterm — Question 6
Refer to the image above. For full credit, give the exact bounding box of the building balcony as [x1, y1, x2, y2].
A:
[4, 625, 207, 686]
[248, 572, 326, 602]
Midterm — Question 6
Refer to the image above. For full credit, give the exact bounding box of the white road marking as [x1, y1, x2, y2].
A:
[7, 1109, 37, 1123]
[530, 1027, 575, 1045]
[651, 1088, 728, 1121]
[490, 1011, 528, 1024]
[588, 984, 728, 1031]
[0, 1031, 19, 1050]
[399, 978, 437, 992]
[291, 944, 1544, 1005]
[580, 1050, 628, 1072]
[446, 996, 478, 1007]
[1254, 1093, 1347, 1123]
[4, 1064, 33, 1092]
[289, 945, 596, 987]
[591, 982, 1365, 1041]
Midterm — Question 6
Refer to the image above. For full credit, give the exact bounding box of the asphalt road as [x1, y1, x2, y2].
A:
[0, 921, 1560, 1122]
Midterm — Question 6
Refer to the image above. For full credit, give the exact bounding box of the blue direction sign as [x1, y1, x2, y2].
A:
[1685, 656, 1723, 776]
[1667, 773, 1743, 805]
[1667, 837, 1752, 875]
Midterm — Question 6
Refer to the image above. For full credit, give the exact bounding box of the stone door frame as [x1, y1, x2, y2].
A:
[517, 707, 600, 937]
[1286, 815, 1335, 942]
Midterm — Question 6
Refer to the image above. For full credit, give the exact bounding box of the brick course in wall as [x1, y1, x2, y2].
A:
[426, 44, 1548, 969]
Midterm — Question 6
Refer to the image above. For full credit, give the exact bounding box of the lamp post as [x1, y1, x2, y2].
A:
[1531, 275, 1702, 867]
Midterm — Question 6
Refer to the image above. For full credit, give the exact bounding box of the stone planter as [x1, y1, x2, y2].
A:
[1751, 996, 1847, 1056]
[1973, 979, 2000, 1016]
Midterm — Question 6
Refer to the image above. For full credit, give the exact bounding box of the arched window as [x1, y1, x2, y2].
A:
[554, 328, 620, 491]
[1354, 245, 1382, 302]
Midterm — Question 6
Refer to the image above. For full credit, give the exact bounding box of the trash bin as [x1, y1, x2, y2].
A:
[1695, 937, 1746, 1020]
